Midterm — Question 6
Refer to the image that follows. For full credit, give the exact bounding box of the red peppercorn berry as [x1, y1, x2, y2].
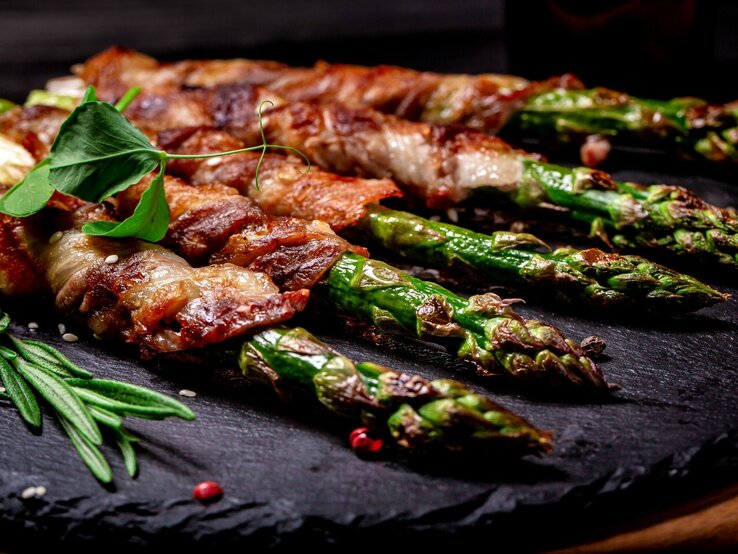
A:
[192, 480, 224, 503]
[349, 427, 383, 455]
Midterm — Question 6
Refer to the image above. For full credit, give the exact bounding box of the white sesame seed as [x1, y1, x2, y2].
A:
[429, 215, 441, 222]
[34, 486, 47, 498]
[178, 389, 197, 398]
[104, 254, 119, 264]
[93, 333, 103, 340]
[20, 486, 37, 500]
[58, 323, 66, 335]
[62, 333, 78, 343]
[28, 322, 39, 330]
[0, 386, 6, 393]
[446, 208, 459, 223]
[48, 231, 63, 244]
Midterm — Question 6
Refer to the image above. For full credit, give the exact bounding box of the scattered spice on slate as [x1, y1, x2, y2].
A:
[349, 427, 383, 454]
[193, 481, 223, 503]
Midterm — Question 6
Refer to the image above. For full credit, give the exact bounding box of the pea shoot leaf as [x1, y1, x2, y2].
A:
[48, 101, 163, 202]
[0, 159, 54, 217]
[82, 160, 170, 242]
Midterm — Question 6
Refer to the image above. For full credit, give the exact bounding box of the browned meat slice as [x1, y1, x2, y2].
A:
[0, 201, 308, 356]
[0, 104, 69, 160]
[75, 46, 288, 103]
[116, 176, 363, 291]
[124, 85, 281, 133]
[0, 212, 46, 296]
[77, 47, 581, 133]
[232, 101, 540, 208]
[157, 127, 401, 230]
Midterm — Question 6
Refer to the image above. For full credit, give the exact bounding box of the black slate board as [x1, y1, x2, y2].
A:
[1, 162, 737, 551]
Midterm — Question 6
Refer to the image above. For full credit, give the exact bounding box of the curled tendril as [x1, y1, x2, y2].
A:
[253, 99, 311, 191]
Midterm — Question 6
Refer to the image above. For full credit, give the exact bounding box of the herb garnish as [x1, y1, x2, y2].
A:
[0, 308, 195, 483]
[0, 86, 309, 242]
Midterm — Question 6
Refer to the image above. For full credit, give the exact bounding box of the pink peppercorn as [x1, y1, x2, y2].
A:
[349, 427, 383, 454]
[193, 480, 224, 503]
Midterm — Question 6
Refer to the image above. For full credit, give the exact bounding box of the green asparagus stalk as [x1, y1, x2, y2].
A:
[321, 252, 608, 390]
[0, 98, 16, 114]
[361, 207, 728, 312]
[509, 88, 738, 164]
[240, 327, 552, 454]
[491, 160, 738, 269]
[24, 90, 78, 111]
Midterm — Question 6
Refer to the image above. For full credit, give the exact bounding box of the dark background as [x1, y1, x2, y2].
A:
[2, 0, 738, 102]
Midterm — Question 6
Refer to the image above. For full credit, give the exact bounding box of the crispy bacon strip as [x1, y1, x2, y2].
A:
[117, 175, 364, 290]
[119, 85, 539, 209]
[0, 201, 308, 356]
[156, 127, 401, 230]
[76, 47, 581, 133]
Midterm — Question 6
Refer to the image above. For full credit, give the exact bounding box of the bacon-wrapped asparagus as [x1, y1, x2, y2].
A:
[115, 174, 607, 389]
[0, 195, 308, 355]
[0, 105, 725, 312]
[76, 47, 738, 165]
[0, 204, 552, 456]
[159, 127, 726, 312]
[117, 84, 737, 270]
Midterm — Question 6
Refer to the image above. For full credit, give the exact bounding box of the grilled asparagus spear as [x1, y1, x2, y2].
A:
[513, 161, 738, 268]
[362, 206, 727, 312]
[241, 327, 552, 454]
[0, 98, 16, 114]
[321, 252, 607, 389]
[508, 88, 738, 165]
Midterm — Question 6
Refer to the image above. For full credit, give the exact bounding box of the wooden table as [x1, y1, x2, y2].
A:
[551, 484, 738, 552]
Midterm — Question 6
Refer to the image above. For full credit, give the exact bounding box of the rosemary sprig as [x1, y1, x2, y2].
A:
[0, 308, 195, 483]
